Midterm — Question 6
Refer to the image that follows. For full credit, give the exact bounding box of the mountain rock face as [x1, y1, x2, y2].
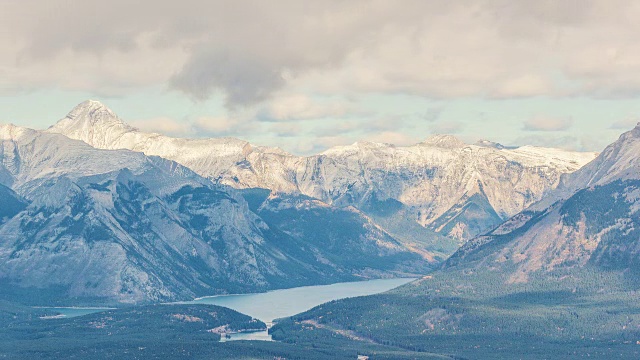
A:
[0, 124, 427, 304]
[242, 189, 438, 270]
[446, 123, 640, 282]
[0, 184, 26, 225]
[306, 139, 594, 243]
[48, 101, 597, 242]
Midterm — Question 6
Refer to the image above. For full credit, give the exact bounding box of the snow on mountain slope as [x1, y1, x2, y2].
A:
[307, 138, 595, 239]
[527, 123, 640, 211]
[556, 123, 640, 192]
[47, 100, 294, 189]
[0, 124, 428, 304]
[1, 123, 204, 196]
[446, 124, 640, 282]
[47, 101, 597, 242]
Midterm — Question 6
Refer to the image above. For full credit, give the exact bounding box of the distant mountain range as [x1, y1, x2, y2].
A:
[49, 100, 596, 242]
[0, 100, 598, 304]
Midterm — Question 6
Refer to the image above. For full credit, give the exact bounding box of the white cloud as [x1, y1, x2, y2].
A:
[489, 74, 554, 99]
[511, 134, 609, 152]
[610, 117, 639, 130]
[129, 117, 191, 136]
[512, 135, 580, 150]
[268, 122, 304, 137]
[193, 116, 254, 136]
[4, 1, 640, 106]
[422, 107, 444, 122]
[128, 115, 256, 138]
[362, 131, 418, 146]
[257, 95, 351, 121]
[429, 121, 464, 134]
[523, 117, 573, 131]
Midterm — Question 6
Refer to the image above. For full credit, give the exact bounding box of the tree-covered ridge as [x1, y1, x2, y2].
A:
[0, 302, 273, 359]
[0, 301, 451, 359]
[270, 270, 640, 359]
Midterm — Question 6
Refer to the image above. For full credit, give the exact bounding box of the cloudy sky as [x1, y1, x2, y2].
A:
[2, 0, 640, 154]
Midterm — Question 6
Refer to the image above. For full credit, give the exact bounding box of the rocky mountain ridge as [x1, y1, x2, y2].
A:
[47, 100, 598, 241]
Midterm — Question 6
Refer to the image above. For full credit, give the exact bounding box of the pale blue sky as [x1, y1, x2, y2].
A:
[2, 1, 639, 155]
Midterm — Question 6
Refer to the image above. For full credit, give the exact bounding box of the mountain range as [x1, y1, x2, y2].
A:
[0, 123, 425, 304]
[48, 100, 596, 242]
[5, 99, 639, 358]
[0, 100, 598, 305]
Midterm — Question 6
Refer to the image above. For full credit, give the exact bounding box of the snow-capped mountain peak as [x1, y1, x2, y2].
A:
[0, 123, 32, 140]
[320, 141, 395, 156]
[48, 100, 136, 149]
[475, 139, 508, 149]
[60, 100, 125, 127]
[554, 123, 640, 193]
[420, 134, 466, 148]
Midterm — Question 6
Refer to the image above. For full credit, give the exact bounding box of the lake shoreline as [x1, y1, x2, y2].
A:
[38, 277, 417, 341]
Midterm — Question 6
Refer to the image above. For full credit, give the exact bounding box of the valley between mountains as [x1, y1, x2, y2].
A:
[0, 100, 596, 304]
[6, 100, 639, 359]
